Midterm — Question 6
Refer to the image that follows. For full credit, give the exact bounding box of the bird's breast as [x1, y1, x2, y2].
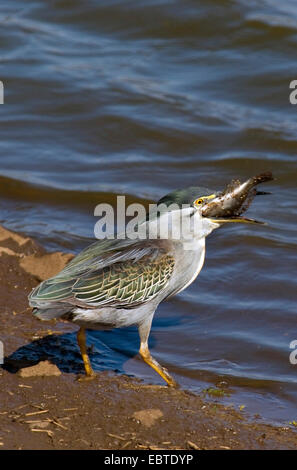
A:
[165, 237, 206, 298]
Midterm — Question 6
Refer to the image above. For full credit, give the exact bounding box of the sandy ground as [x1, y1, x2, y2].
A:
[1, 224, 296, 450]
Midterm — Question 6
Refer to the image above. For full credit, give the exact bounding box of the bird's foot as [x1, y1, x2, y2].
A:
[166, 378, 179, 388]
[76, 372, 97, 382]
[161, 367, 178, 388]
[139, 349, 178, 388]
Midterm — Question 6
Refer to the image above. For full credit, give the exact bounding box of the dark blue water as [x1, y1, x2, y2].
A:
[0, 0, 297, 425]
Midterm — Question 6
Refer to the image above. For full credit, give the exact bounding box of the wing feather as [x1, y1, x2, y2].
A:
[72, 254, 175, 308]
[29, 239, 175, 311]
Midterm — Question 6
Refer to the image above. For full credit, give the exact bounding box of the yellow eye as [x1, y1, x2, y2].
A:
[194, 198, 204, 205]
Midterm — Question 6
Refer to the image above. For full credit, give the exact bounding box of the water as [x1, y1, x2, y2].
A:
[1, 0, 297, 425]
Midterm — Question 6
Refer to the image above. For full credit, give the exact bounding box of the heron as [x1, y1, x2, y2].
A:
[29, 172, 273, 387]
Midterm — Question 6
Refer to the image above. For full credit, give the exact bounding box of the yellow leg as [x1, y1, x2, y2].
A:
[139, 343, 177, 387]
[77, 327, 96, 379]
[138, 317, 177, 388]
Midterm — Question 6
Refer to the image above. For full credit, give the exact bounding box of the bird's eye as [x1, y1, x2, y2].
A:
[195, 198, 204, 205]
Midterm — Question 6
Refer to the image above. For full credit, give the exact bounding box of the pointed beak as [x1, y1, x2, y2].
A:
[208, 216, 265, 225]
[202, 172, 273, 225]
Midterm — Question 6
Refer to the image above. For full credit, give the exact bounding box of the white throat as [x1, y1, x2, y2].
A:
[139, 206, 220, 249]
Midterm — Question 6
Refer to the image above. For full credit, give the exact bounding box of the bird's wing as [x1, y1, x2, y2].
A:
[72, 252, 174, 308]
[29, 238, 175, 309]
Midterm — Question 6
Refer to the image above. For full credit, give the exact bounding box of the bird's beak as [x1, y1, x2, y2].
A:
[202, 172, 274, 225]
[208, 216, 264, 225]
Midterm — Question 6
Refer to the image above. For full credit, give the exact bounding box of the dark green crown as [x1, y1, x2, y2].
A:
[157, 186, 216, 208]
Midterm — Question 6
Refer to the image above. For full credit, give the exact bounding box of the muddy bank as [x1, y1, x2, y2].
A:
[0, 225, 296, 450]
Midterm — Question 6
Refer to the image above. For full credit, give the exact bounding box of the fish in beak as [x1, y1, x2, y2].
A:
[202, 172, 274, 225]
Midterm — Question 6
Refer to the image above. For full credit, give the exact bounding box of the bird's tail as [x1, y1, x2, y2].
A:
[29, 276, 74, 321]
[32, 306, 71, 321]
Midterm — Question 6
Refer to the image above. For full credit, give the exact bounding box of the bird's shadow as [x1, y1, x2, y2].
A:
[2, 327, 155, 377]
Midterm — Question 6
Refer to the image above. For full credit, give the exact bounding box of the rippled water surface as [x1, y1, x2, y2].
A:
[1, 0, 297, 425]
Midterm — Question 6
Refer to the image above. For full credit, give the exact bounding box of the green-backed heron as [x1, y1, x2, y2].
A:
[29, 172, 273, 386]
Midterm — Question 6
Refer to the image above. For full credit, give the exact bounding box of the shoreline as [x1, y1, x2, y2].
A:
[0, 224, 296, 450]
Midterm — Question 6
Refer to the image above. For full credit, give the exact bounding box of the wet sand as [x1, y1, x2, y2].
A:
[1, 224, 296, 450]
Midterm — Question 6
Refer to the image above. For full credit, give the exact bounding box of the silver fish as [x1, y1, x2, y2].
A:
[202, 172, 273, 224]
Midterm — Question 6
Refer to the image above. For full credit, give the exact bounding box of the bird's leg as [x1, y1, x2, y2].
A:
[138, 317, 177, 388]
[77, 327, 96, 380]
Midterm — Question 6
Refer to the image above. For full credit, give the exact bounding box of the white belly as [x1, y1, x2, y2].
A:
[71, 301, 156, 330]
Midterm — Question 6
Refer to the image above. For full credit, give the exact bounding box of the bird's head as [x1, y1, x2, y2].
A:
[156, 172, 273, 240]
